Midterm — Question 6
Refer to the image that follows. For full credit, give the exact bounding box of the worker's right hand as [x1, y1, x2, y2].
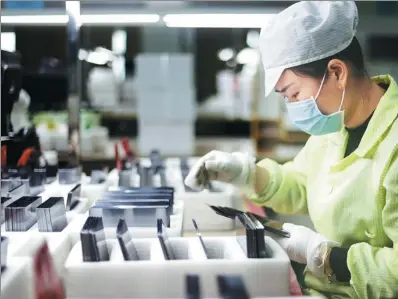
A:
[184, 150, 256, 191]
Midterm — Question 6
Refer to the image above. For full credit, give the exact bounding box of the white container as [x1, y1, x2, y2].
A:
[1, 258, 35, 299]
[135, 53, 194, 90]
[138, 122, 195, 156]
[81, 130, 94, 155]
[66, 200, 184, 245]
[180, 188, 242, 232]
[137, 88, 196, 123]
[64, 236, 290, 299]
[81, 181, 109, 207]
[91, 127, 110, 153]
[7, 233, 73, 276]
[108, 159, 242, 231]
[165, 158, 243, 231]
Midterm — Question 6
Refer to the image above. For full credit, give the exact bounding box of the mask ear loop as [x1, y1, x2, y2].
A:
[338, 88, 346, 112]
[314, 72, 327, 101]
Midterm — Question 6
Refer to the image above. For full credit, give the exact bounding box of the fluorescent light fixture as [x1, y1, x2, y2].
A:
[1, 14, 159, 25]
[163, 13, 274, 28]
[81, 14, 160, 24]
[1, 32, 16, 52]
[1, 15, 68, 25]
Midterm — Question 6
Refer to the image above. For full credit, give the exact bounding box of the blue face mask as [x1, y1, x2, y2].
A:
[285, 73, 345, 136]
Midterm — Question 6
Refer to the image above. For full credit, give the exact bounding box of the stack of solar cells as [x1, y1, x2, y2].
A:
[1, 197, 12, 225]
[235, 213, 270, 259]
[80, 216, 109, 262]
[1, 178, 26, 204]
[29, 168, 47, 195]
[89, 186, 174, 228]
[66, 184, 81, 211]
[5, 196, 42, 231]
[116, 219, 139, 261]
[157, 218, 175, 260]
[58, 166, 81, 185]
[36, 197, 68, 232]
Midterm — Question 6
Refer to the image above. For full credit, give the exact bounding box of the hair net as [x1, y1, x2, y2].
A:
[259, 1, 359, 96]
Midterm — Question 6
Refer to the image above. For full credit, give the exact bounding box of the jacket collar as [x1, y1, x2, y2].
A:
[328, 75, 398, 158]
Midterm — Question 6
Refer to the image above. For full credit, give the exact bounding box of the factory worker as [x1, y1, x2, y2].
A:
[185, 1, 398, 298]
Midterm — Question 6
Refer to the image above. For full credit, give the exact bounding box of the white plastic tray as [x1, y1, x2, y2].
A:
[1, 257, 35, 299]
[6, 233, 72, 276]
[164, 157, 243, 231]
[64, 236, 290, 299]
[107, 157, 243, 232]
[66, 200, 184, 244]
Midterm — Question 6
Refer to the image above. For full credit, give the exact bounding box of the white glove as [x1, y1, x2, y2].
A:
[279, 223, 340, 277]
[184, 150, 256, 191]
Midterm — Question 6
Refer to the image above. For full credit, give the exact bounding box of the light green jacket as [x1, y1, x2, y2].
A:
[250, 75, 398, 299]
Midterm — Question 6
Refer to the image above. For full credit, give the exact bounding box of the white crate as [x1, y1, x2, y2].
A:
[135, 53, 194, 90]
[64, 236, 290, 299]
[108, 159, 242, 232]
[163, 159, 242, 231]
[180, 189, 242, 232]
[65, 201, 184, 245]
[137, 89, 196, 123]
[138, 122, 195, 156]
[6, 233, 72, 276]
[2, 212, 88, 264]
[81, 182, 109, 207]
[1, 258, 35, 299]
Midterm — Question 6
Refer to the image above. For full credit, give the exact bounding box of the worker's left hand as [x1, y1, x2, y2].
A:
[278, 223, 340, 277]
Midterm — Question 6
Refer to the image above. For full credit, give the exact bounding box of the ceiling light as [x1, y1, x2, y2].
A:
[1, 14, 160, 25]
[81, 14, 160, 24]
[163, 14, 274, 28]
[1, 15, 68, 25]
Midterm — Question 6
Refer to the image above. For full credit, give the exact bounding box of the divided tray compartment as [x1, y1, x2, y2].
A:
[65, 203, 184, 246]
[122, 157, 244, 232]
[180, 186, 243, 232]
[2, 214, 88, 275]
[166, 157, 244, 232]
[1, 257, 35, 299]
[6, 233, 72, 276]
[80, 180, 109, 207]
[102, 211, 183, 239]
[64, 236, 290, 299]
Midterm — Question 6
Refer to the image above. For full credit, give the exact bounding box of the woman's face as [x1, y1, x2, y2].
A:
[274, 62, 348, 115]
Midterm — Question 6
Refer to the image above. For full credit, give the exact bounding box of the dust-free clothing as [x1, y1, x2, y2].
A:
[249, 75, 398, 299]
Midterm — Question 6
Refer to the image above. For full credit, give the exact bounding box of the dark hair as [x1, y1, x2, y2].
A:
[290, 36, 367, 79]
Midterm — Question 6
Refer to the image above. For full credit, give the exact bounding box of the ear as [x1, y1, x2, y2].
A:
[327, 59, 348, 89]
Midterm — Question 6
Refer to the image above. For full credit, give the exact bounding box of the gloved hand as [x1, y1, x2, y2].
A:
[184, 150, 256, 191]
[279, 223, 340, 277]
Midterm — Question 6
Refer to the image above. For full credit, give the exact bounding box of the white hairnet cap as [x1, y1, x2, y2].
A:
[259, 1, 359, 96]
